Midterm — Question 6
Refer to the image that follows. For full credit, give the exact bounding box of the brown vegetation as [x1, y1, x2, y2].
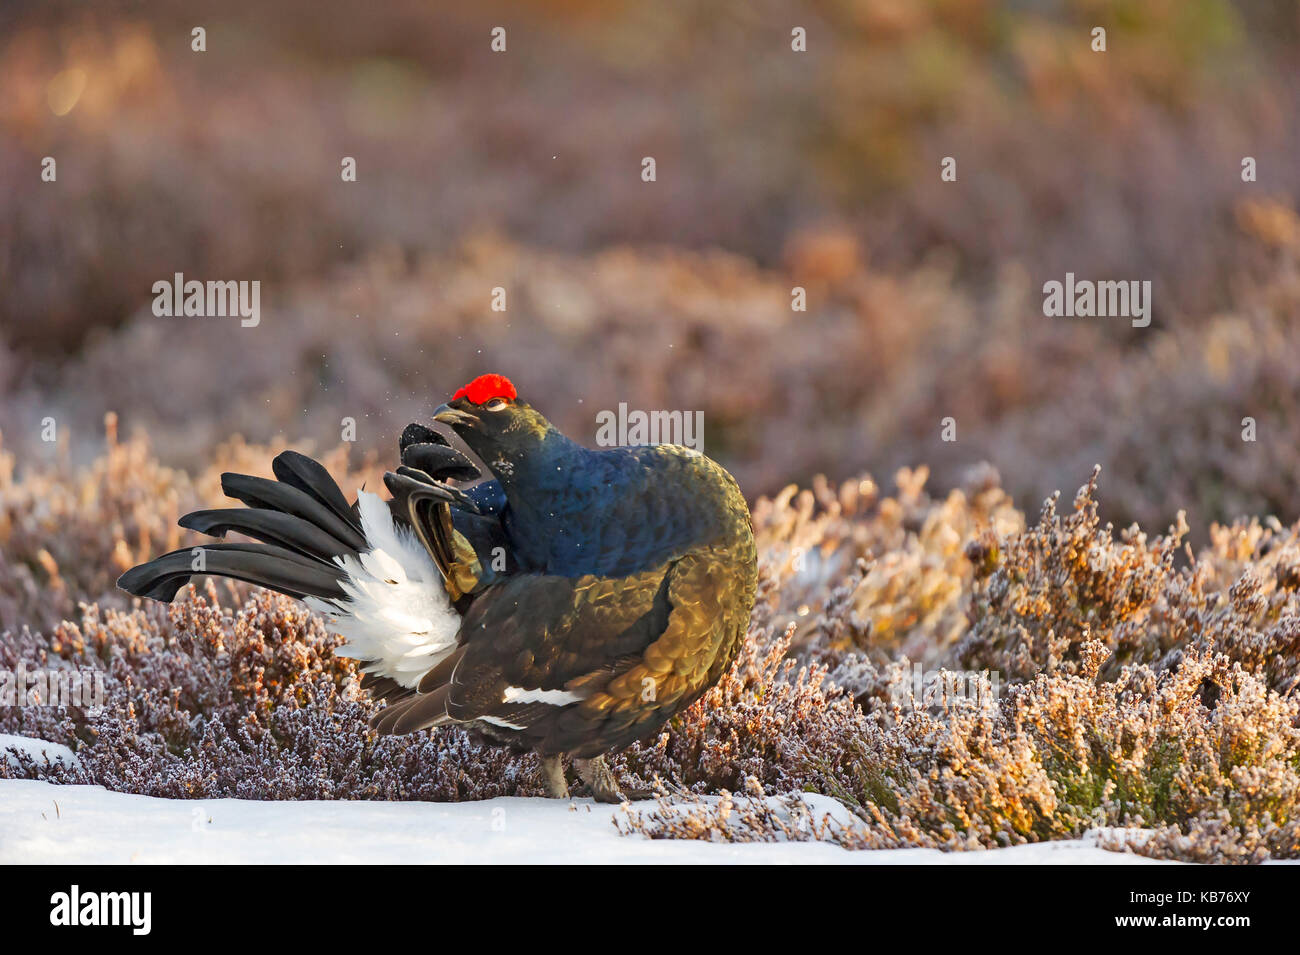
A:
[4, 0, 1300, 864]
[4, 1, 1300, 536]
[4, 433, 1299, 862]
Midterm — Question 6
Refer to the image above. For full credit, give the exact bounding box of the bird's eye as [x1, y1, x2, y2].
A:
[484, 397, 509, 411]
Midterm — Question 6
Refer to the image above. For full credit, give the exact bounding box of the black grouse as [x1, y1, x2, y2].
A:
[119, 374, 758, 801]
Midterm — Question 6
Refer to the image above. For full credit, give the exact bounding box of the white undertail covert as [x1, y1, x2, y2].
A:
[305, 490, 461, 687]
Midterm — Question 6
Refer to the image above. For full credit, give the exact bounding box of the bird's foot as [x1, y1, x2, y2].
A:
[538, 753, 569, 799]
[574, 755, 655, 804]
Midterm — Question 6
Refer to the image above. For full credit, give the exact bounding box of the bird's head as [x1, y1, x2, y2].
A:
[433, 374, 555, 469]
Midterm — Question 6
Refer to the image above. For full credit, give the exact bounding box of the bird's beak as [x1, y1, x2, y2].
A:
[433, 402, 479, 429]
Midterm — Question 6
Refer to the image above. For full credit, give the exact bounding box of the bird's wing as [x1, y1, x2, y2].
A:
[371, 544, 741, 757]
[386, 427, 512, 606]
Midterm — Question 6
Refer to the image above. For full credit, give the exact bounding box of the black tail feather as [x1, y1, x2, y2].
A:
[400, 443, 480, 483]
[178, 508, 353, 565]
[399, 422, 448, 453]
[220, 472, 367, 552]
[270, 451, 360, 532]
[119, 450, 362, 604]
[117, 444, 493, 609]
[117, 541, 348, 603]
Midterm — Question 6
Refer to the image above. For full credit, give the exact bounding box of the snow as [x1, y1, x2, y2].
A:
[0, 779, 1185, 865]
[0, 734, 79, 770]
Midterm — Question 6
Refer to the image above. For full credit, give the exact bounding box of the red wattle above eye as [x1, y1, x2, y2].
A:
[452, 374, 517, 405]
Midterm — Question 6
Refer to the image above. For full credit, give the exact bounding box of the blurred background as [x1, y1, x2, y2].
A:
[3, 0, 1300, 535]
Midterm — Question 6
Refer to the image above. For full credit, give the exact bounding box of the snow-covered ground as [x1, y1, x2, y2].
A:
[0, 734, 79, 771]
[0, 778, 1180, 864]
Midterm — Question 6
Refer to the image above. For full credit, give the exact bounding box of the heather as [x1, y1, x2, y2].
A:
[5, 1, 1300, 535]
[5, 0, 1300, 863]
[4, 434, 1299, 863]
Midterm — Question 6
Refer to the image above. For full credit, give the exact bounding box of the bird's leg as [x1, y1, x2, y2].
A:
[538, 753, 569, 799]
[575, 754, 655, 804]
